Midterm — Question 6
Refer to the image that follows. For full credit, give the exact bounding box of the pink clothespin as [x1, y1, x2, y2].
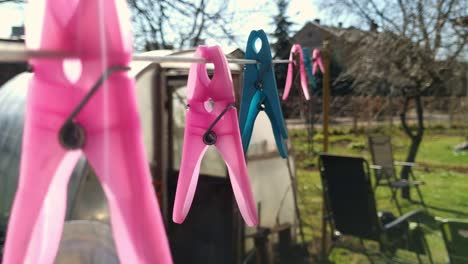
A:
[2, 0, 172, 263]
[173, 45, 258, 227]
[283, 44, 310, 101]
[312, 48, 325, 74]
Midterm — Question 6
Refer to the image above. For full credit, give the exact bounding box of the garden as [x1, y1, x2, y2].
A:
[291, 124, 468, 263]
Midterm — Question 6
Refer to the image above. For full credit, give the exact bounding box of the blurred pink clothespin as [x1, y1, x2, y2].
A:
[2, 0, 173, 263]
[283, 44, 310, 100]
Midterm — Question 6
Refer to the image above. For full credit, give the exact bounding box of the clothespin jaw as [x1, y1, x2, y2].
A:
[25, 0, 133, 81]
[174, 45, 258, 227]
[312, 48, 325, 75]
[302, 47, 317, 90]
[2, 1, 173, 263]
[238, 30, 288, 158]
[283, 44, 310, 101]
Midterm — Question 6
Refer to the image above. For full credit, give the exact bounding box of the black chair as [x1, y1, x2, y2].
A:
[318, 153, 433, 263]
[0, 228, 4, 259]
[367, 135, 425, 214]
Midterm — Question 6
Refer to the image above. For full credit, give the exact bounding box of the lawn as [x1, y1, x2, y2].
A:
[290, 126, 468, 263]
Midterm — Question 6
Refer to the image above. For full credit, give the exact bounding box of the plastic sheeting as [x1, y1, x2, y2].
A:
[0, 73, 27, 229]
[55, 220, 118, 264]
[0, 73, 88, 228]
[245, 111, 297, 230]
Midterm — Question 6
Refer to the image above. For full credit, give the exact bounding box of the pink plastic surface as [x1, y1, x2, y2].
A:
[173, 46, 258, 227]
[2, 0, 173, 263]
[312, 48, 325, 74]
[283, 44, 310, 101]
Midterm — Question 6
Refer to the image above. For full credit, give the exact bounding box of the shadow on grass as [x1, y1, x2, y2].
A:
[426, 204, 468, 218]
[410, 200, 468, 219]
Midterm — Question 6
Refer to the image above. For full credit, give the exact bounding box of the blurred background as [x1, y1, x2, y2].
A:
[0, 0, 466, 263]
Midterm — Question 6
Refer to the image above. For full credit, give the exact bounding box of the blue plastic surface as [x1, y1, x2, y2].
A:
[302, 47, 317, 91]
[238, 30, 288, 158]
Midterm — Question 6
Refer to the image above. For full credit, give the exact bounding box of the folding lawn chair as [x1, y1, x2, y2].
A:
[0, 228, 4, 259]
[439, 218, 468, 264]
[368, 135, 426, 214]
[318, 153, 433, 263]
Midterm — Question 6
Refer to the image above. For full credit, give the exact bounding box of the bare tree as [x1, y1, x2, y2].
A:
[128, 0, 236, 51]
[320, 0, 467, 57]
[0, 0, 235, 51]
[319, 0, 467, 198]
[0, 0, 24, 3]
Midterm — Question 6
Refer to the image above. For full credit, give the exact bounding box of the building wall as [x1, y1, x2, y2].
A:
[0, 40, 27, 87]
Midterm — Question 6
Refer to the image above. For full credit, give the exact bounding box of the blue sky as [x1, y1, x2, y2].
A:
[0, 2, 24, 38]
[0, 1, 348, 48]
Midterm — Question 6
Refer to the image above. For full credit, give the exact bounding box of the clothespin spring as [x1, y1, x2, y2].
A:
[252, 62, 272, 112]
[201, 103, 235, 145]
[58, 65, 131, 149]
[253, 62, 272, 92]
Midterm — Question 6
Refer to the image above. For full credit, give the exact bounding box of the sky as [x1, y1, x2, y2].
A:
[0, 2, 24, 38]
[226, 0, 320, 38]
[0, 0, 346, 49]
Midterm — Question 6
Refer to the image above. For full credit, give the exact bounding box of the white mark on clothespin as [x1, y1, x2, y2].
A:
[63, 58, 82, 84]
[204, 98, 215, 112]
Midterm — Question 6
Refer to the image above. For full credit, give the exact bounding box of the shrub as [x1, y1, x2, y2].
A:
[347, 141, 366, 151]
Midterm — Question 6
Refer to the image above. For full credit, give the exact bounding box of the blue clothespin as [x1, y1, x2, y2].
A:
[302, 47, 317, 91]
[239, 30, 288, 158]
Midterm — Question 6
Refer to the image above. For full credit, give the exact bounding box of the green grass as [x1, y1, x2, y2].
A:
[291, 126, 468, 263]
[291, 128, 468, 168]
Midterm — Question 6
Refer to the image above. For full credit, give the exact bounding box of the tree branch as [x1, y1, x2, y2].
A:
[397, 0, 409, 35]
[417, 0, 431, 51]
[400, 97, 416, 139]
[349, 0, 375, 25]
[0, 0, 24, 3]
[433, 0, 457, 53]
[368, 0, 402, 32]
[415, 95, 424, 137]
[129, 0, 233, 49]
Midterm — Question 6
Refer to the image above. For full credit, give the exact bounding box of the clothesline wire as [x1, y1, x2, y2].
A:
[0, 49, 293, 64]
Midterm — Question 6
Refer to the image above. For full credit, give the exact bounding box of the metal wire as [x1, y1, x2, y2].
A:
[0, 49, 293, 64]
[63, 65, 131, 124]
[58, 65, 130, 150]
[191, 102, 236, 145]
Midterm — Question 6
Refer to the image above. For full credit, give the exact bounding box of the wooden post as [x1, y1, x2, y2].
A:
[322, 41, 331, 153]
[466, 67, 468, 140]
[321, 40, 331, 260]
[278, 225, 293, 260]
[389, 96, 394, 131]
[253, 228, 273, 264]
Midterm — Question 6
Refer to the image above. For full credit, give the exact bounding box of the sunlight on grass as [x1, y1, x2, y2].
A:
[292, 126, 468, 263]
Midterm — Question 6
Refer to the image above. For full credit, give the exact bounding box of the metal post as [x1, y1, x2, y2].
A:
[321, 40, 331, 259]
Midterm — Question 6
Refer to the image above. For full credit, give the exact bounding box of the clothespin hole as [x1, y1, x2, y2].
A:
[293, 52, 300, 66]
[204, 98, 215, 112]
[253, 38, 262, 54]
[63, 58, 82, 84]
[203, 63, 214, 81]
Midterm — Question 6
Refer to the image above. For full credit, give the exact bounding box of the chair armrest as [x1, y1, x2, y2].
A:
[244, 227, 271, 239]
[435, 216, 468, 225]
[370, 164, 382, 170]
[383, 209, 426, 231]
[394, 161, 417, 167]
